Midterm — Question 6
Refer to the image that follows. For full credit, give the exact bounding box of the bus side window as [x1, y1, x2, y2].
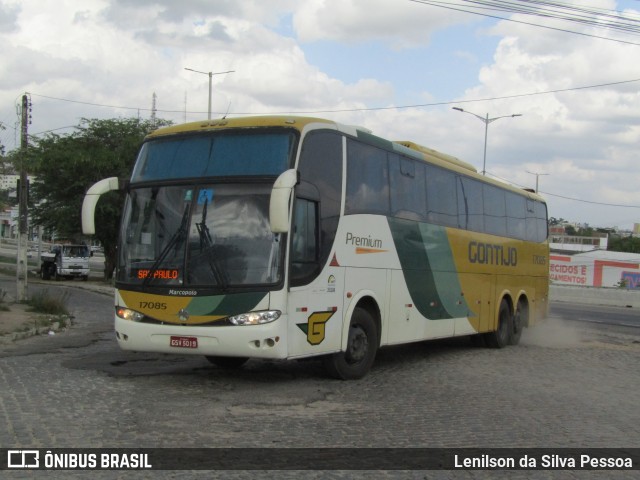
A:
[506, 192, 526, 240]
[534, 200, 549, 242]
[291, 197, 320, 286]
[345, 140, 390, 215]
[483, 184, 507, 237]
[426, 165, 459, 228]
[459, 177, 484, 232]
[390, 154, 426, 221]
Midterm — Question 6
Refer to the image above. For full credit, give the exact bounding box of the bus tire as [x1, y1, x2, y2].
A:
[484, 299, 511, 349]
[324, 307, 378, 380]
[470, 334, 486, 347]
[205, 356, 249, 369]
[509, 301, 525, 345]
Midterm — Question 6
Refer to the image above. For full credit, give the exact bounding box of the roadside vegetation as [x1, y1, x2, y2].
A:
[0, 288, 8, 312]
[0, 288, 71, 336]
[25, 289, 70, 316]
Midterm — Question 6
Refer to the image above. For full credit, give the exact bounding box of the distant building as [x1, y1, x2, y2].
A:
[550, 223, 607, 253]
[548, 222, 640, 288]
[0, 206, 17, 238]
[550, 250, 640, 288]
[0, 174, 20, 193]
[0, 174, 36, 239]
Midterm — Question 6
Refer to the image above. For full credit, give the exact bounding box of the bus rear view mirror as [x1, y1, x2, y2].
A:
[269, 169, 298, 233]
[82, 177, 120, 235]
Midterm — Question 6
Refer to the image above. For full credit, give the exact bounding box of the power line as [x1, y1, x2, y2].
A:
[29, 76, 640, 116]
[487, 172, 640, 209]
[541, 190, 640, 209]
[28, 93, 185, 114]
[24, 77, 640, 213]
[410, 0, 640, 46]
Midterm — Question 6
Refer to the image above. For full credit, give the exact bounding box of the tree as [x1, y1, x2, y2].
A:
[28, 117, 171, 279]
[565, 225, 577, 236]
[608, 235, 640, 254]
[0, 121, 5, 158]
[0, 149, 19, 211]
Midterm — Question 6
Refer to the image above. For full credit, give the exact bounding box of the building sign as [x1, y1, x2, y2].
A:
[551, 254, 640, 288]
[550, 255, 588, 285]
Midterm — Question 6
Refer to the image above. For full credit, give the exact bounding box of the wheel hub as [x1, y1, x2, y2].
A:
[346, 325, 368, 364]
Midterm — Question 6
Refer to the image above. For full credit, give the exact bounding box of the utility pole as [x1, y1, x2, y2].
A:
[16, 94, 30, 302]
[150, 92, 157, 128]
[526, 170, 549, 193]
[184, 68, 235, 120]
[452, 107, 522, 175]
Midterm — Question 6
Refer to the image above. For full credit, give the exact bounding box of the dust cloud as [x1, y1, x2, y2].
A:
[520, 318, 585, 348]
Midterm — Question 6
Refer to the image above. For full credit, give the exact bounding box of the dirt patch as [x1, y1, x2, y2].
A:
[0, 303, 38, 335]
[0, 302, 70, 341]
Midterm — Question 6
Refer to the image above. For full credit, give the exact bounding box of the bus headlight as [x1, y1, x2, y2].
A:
[228, 310, 281, 326]
[116, 307, 145, 322]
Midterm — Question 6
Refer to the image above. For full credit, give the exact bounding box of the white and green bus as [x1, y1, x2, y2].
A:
[82, 116, 549, 379]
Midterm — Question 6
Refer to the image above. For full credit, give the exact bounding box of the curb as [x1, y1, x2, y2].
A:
[0, 314, 74, 345]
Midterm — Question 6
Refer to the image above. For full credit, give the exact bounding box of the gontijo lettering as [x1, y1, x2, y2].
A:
[469, 241, 518, 266]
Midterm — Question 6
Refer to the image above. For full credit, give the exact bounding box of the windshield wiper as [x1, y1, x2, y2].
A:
[195, 197, 228, 289]
[143, 204, 190, 286]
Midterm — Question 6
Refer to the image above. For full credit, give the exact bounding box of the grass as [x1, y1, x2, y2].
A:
[0, 288, 8, 312]
[16, 315, 69, 333]
[25, 289, 70, 316]
[0, 254, 40, 266]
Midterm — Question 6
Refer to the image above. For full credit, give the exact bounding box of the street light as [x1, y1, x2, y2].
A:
[184, 67, 235, 120]
[526, 170, 549, 193]
[452, 107, 522, 175]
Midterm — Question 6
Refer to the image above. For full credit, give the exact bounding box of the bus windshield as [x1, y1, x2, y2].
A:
[116, 129, 297, 290]
[117, 183, 283, 289]
[131, 130, 296, 182]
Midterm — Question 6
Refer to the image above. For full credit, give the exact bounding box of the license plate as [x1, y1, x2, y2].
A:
[170, 336, 198, 348]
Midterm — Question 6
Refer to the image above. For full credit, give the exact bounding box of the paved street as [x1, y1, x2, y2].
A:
[1, 277, 639, 479]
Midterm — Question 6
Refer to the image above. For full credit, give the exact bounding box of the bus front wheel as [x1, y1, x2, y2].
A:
[324, 307, 378, 380]
[484, 299, 511, 349]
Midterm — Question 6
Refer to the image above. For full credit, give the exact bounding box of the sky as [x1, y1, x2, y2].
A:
[2, 0, 640, 229]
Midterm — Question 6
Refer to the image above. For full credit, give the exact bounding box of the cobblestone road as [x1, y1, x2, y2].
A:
[1, 278, 639, 479]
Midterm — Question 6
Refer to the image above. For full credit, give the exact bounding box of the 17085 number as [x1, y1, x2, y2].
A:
[139, 302, 167, 310]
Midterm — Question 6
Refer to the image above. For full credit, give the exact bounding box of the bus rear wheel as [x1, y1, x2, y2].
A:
[484, 299, 511, 349]
[205, 356, 249, 369]
[324, 307, 378, 380]
[509, 301, 525, 345]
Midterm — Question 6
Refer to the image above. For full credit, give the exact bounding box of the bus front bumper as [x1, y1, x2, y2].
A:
[114, 317, 288, 359]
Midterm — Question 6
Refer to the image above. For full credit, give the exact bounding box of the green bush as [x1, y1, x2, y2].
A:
[26, 289, 70, 316]
[0, 288, 8, 312]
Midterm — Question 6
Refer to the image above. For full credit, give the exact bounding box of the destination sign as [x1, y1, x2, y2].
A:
[135, 269, 179, 280]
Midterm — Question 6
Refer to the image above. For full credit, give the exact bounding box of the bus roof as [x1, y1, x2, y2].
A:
[145, 115, 335, 139]
[394, 141, 477, 173]
[146, 115, 545, 203]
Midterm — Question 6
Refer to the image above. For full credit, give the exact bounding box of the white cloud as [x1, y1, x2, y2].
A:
[2, 0, 640, 228]
[435, 2, 640, 227]
[0, 0, 20, 32]
[292, 0, 470, 48]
